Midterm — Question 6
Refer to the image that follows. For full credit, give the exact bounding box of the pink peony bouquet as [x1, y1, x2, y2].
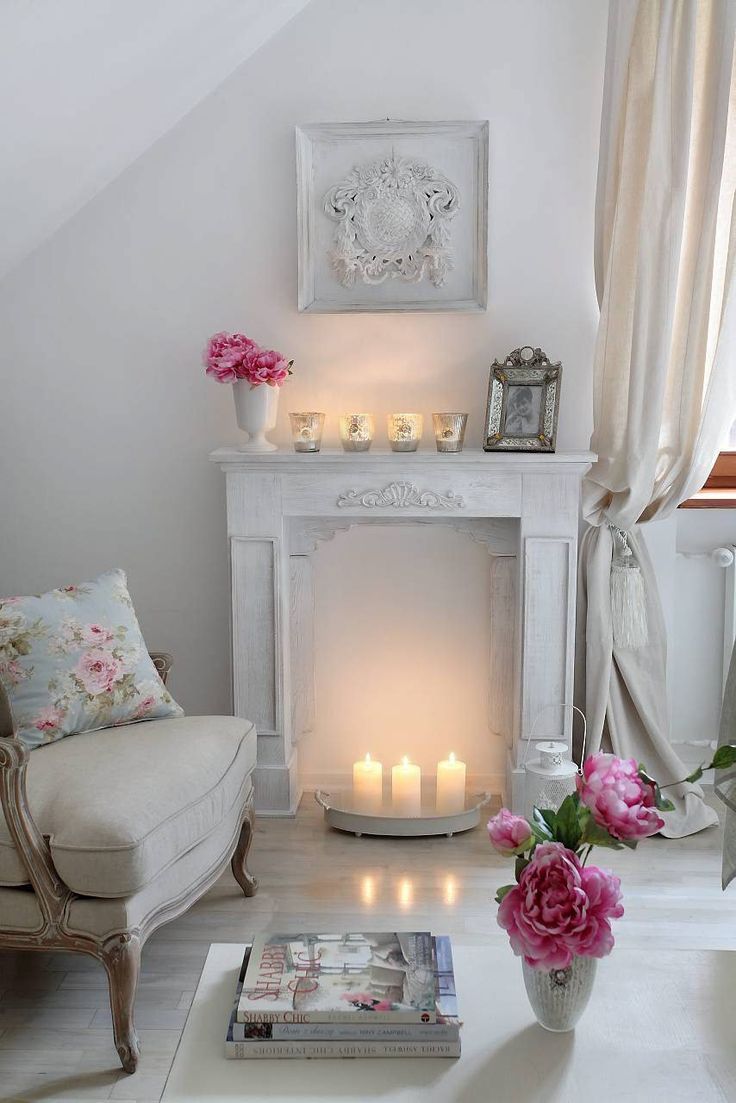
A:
[490, 747, 736, 970]
[204, 331, 293, 388]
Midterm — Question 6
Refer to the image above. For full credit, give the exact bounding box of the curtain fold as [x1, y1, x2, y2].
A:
[583, 0, 736, 836]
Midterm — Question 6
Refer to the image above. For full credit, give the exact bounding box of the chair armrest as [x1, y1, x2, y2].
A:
[149, 652, 173, 686]
[0, 737, 70, 912]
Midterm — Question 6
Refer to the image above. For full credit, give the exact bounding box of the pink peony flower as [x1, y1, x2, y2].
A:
[487, 809, 533, 856]
[203, 331, 257, 383]
[204, 331, 292, 387]
[497, 842, 624, 970]
[75, 648, 123, 695]
[577, 753, 665, 841]
[241, 346, 291, 388]
[81, 623, 114, 646]
[34, 705, 64, 732]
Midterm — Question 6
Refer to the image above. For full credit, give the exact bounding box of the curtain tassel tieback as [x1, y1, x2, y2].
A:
[609, 525, 649, 649]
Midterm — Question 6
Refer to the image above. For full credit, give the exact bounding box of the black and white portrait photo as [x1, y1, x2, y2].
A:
[504, 384, 543, 437]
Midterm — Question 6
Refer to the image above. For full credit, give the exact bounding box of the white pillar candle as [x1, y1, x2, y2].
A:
[392, 757, 422, 816]
[436, 752, 466, 814]
[352, 753, 383, 813]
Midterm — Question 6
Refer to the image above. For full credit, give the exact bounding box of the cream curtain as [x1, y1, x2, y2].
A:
[579, 0, 736, 836]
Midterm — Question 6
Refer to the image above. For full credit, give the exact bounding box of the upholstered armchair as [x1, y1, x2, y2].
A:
[0, 653, 257, 1073]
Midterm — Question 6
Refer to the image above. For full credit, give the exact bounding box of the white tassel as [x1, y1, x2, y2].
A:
[609, 527, 648, 649]
[611, 562, 648, 648]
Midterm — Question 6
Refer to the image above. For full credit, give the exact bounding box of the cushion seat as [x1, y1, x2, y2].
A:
[0, 715, 256, 898]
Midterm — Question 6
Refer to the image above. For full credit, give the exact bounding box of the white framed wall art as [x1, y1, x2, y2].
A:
[296, 120, 489, 313]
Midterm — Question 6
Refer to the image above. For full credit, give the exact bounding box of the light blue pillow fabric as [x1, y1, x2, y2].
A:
[0, 569, 183, 750]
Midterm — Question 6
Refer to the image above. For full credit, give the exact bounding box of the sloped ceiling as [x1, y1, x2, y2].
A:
[0, 0, 311, 280]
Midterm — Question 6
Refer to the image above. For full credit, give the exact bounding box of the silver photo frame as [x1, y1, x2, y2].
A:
[483, 347, 562, 452]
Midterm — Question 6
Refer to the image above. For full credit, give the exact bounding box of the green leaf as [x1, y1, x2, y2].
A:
[710, 745, 736, 771]
[532, 807, 553, 840]
[684, 766, 704, 784]
[495, 884, 515, 905]
[554, 794, 583, 851]
[654, 787, 674, 812]
[515, 855, 530, 881]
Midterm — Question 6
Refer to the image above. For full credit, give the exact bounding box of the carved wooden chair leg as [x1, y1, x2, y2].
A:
[231, 801, 258, 897]
[102, 932, 142, 1073]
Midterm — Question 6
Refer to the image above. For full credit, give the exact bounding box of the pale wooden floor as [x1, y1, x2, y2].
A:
[1, 793, 735, 1103]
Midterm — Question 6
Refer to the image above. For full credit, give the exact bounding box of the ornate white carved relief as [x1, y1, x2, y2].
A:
[323, 154, 459, 288]
[336, 481, 464, 510]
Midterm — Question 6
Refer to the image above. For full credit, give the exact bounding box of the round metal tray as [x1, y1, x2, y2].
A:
[315, 789, 491, 837]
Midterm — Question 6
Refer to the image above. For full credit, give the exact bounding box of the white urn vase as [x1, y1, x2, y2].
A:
[232, 381, 279, 452]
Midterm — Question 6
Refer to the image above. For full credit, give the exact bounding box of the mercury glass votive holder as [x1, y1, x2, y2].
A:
[289, 412, 325, 453]
[340, 413, 375, 452]
[432, 413, 468, 453]
[387, 413, 423, 452]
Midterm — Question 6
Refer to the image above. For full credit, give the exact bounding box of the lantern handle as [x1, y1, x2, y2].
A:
[521, 703, 587, 775]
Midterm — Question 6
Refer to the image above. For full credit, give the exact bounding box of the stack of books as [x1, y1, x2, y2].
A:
[224, 931, 460, 1059]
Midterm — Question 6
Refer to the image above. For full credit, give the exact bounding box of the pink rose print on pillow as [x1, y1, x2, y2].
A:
[34, 705, 65, 733]
[75, 648, 123, 695]
[81, 623, 115, 646]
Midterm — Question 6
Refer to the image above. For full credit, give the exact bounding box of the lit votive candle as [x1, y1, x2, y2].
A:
[289, 412, 325, 452]
[432, 413, 468, 453]
[352, 753, 383, 813]
[340, 413, 375, 452]
[387, 413, 423, 452]
[436, 752, 466, 814]
[392, 756, 422, 816]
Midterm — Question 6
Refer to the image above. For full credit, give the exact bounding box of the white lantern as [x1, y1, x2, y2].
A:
[523, 741, 578, 821]
[522, 705, 586, 820]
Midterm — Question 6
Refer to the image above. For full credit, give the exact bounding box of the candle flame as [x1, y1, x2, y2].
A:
[449, 752, 456, 764]
[402, 756, 409, 768]
[365, 753, 371, 763]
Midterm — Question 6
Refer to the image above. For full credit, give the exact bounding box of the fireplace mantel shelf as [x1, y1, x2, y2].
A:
[211, 447, 595, 471]
[212, 445, 593, 816]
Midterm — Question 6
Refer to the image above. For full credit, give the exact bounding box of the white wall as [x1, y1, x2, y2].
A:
[0, 0, 607, 787]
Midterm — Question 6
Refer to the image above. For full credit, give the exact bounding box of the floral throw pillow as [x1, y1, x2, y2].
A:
[0, 569, 183, 750]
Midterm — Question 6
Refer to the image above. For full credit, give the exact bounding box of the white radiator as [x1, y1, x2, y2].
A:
[673, 545, 735, 764]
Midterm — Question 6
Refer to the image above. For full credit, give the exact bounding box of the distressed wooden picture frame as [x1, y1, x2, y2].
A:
[296, 120, 489, 313]
[484, 347, 562, 452]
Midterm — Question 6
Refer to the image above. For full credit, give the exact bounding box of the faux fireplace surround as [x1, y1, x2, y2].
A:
[211, 448, 593, 815]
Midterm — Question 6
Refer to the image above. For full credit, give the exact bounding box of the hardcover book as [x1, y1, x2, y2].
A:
[236, 932, 437, 1024]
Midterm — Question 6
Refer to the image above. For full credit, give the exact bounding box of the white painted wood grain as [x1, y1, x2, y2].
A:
[231, 538, 276, 733]
[289, 555, 315, 742]
[520, 537, 575, 755]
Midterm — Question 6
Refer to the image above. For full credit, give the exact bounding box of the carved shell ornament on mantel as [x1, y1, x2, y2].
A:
[323, 153, 460, 288]
[337, 482, 464, 510]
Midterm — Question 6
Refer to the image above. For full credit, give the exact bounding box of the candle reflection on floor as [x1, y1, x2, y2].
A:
[360, 875, 376, 907]
[443, 874, 458, 906]
[398, 877, 413, 910]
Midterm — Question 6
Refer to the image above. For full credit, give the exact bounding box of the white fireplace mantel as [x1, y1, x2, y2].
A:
[211, 447, 593, 815]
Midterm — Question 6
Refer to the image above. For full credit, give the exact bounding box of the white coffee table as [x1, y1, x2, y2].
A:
[162, 943, 736, 1102]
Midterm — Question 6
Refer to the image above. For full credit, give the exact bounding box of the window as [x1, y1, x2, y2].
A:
[681, 451, 736, 508]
